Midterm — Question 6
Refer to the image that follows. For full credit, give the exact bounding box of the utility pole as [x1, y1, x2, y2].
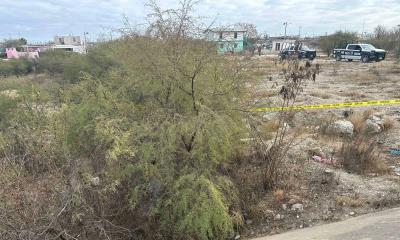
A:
[362, 21, 366, 40]
[283, 22, 289, 40]
[298, 26, 302, 39]
[83, 32, 89, 54]
[397, 25, 400, 41]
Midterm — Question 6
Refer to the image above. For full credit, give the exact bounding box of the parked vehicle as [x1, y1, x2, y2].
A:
[333, 44, 386, 63]
[280, 44, 317, 60]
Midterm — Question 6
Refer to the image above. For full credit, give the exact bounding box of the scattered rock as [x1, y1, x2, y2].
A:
[283, 122, 291, 129]
[1, 90, 19, 99]
[262, 114, 275, 122]
[349, 212, 356, 216]
[309, 147, 325, 158]
[389, 166, 400, 176]
[245, 219, 253, 225]
[234, 235, 241, 240]
[90, 177, 100, 186]
[324, 169, 334, 175]
[371, 115, 383, 122]
[274, 214, 282, 220]
[326, 120, 354, 137]
[291, 203, 304, 212]
[282, 204, 288, 210]
[287, 138, 320, 161]
[342, 109, 354, 118]
[365, 119, 383, 134]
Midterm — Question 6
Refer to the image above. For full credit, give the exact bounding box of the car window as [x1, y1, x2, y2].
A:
[354, 45, 362, 51]
[361, 44, 376, 51]
[347, 45, 356, 50]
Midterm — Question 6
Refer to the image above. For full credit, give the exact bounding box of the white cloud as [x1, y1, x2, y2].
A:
[0, 0, 400, 42]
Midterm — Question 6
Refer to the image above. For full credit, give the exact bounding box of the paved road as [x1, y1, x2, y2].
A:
[254, 208, 400, 240]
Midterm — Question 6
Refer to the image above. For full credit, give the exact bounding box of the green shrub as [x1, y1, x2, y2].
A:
[0, 61, 14, 76]
[319, 31, 359, 55]
[0, 58, 33, 77]
[36, 48, 119, 84]
[0, 2, 255, 239]
[395, 47, 400, 62]
[37, 51, 88, 83]
[161, 175, 234, 240]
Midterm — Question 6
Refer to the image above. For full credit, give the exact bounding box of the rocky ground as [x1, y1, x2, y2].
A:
[241, 56, 400, 239]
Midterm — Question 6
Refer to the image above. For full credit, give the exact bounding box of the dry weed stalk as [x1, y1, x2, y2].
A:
[249, 59, 320, 190]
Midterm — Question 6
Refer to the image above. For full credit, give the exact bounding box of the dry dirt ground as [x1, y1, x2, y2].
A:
[241, 56, 400, 239]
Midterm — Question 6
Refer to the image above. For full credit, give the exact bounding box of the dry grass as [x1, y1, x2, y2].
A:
[317, 113, 339, 135]
[383, 63, 400, 74]
[261, 120, 281, 133]
[362, 109, 376, 120]
[252, 89, 277, 99]
[340, 136, 389, 175]
[248, 200, 273, 222]
[345, 110, 394, 135]
[273, 189, 286, 202]
[349, 114, 365, 134]
[339, 91, 367, 99]
[336, 195, 364, 207]
[382, 116, 396, 131]
[310, 91, 331, 99]
[247, 58, 280, 77]
[346, 72, 384, 85]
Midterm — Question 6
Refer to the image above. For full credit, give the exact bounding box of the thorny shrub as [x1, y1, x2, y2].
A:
[0, 1, 324, 239]
[0, 1, 254, 239]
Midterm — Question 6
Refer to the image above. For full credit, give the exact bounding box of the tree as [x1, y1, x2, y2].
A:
[366, 25, 400, 51]
[1, 38, 27, 48]
[374, 25, 387, 39]
[48, 1, 249, 239]
[319, 31, 359, 55]
[234, 22, 259, 43]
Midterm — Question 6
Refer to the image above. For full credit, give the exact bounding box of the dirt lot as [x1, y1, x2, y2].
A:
[241, 56, 400, 239]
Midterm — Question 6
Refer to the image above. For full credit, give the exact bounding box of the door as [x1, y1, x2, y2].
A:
[275, 43, 281, 51]
[351, 45, 362, 60]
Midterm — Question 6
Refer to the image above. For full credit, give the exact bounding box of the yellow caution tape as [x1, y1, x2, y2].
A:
[252, 99, 400, 112]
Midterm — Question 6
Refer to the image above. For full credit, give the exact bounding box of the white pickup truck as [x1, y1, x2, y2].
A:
[333, 44, 386, 63]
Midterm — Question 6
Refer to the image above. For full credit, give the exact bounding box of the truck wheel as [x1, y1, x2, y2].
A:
[335, 55, 341, 62]
[347, 59, 353, 62]
[361, 56, 369, 63]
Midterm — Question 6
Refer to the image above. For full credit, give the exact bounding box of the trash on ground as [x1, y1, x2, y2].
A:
[389, 148, 400, 156]
[312, 155, 337, 165]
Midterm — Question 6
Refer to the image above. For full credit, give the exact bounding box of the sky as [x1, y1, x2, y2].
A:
[1, 0, 400, 43]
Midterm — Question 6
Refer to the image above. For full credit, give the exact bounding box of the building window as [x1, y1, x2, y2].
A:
[219, 32, 223, 39]
[275, 43, 281, 51]
[234, 32, 238, 39]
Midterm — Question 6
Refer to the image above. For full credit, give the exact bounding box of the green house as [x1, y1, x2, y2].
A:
[205, 28, 250, 54]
